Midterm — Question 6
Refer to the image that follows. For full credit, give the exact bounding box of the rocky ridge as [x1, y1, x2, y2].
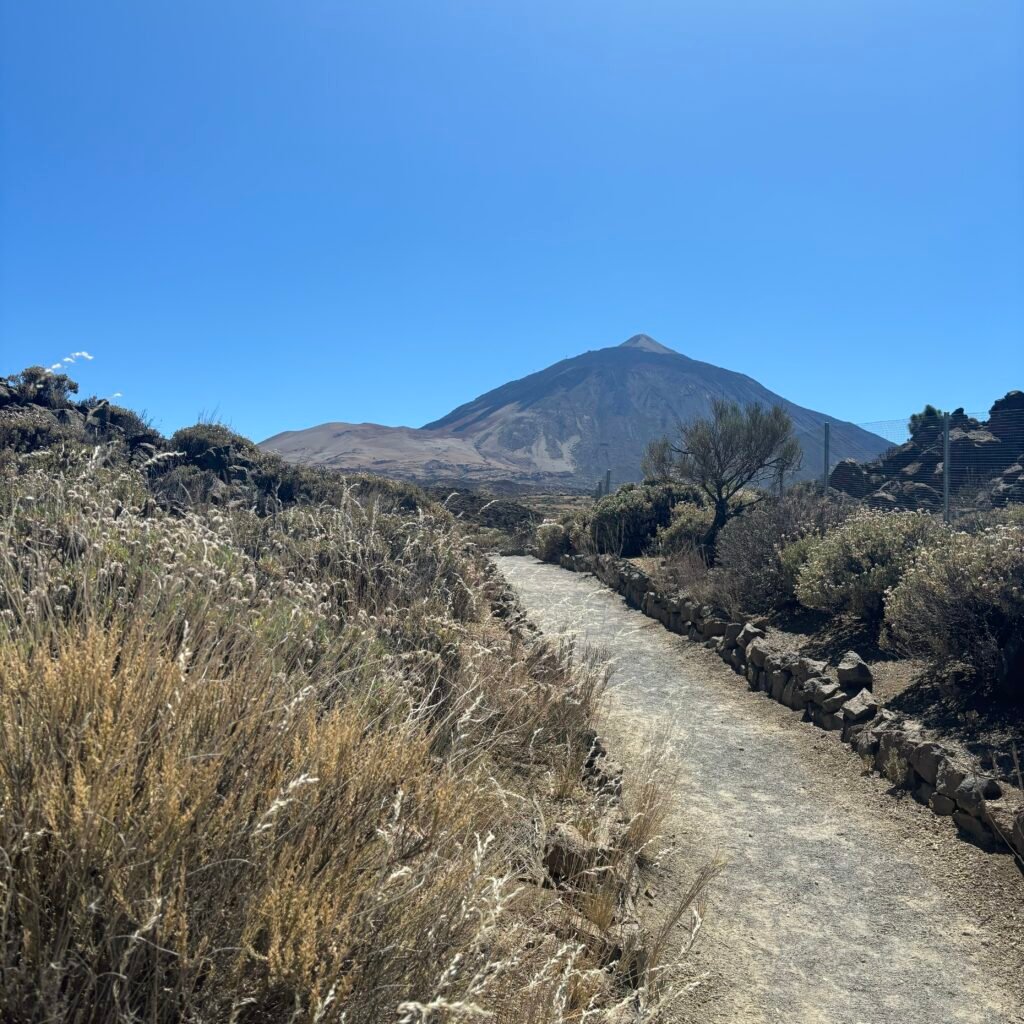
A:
[829, 390, 1024, 511]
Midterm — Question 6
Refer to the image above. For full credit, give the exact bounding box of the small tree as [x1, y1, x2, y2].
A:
[908, 404, 946, 439]
[665, 400, 801, 558]
[3, 366, 78, 408]
[640, 437, 674, 482]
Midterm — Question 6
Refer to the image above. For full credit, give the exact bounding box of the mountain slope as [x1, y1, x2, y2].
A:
[262, 335, 890, 488]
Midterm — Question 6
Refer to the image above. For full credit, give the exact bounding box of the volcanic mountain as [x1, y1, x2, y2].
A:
[261, 335, 890, 489]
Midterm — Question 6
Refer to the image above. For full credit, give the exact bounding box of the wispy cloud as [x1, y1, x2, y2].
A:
[43, 350, 95, 375]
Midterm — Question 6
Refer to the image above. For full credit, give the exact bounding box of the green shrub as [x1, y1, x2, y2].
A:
[589, 483, 697, 557]
[0, 411, 78, 453]
[795, 509, 946, 622]
[710, 489, 853, 615]
[657, 500, 713, 555]
[885, 525, 1024, 699]
[169, 421, 255, 461]
[566, 509, 594, 555]
[535, 521, 570, 563]
[2, 366, 78, 408]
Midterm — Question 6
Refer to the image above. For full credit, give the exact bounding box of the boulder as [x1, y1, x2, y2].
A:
[981, 792, 1024, 853]
[702, 618, 729, 638]
[795, 657, 828, 684]
[816, 710, 845, 731]
[907, 742, 945, 787]
[913, 778, 936, 805]
[929, 793, 956, 816]
[952, 810, 994, 848]
[747, 638, 771, 669]
[595, 758, 624, 798]
[837, 652, 873, 692]
[874, 730, 912, 784]
[790, 677, 816, 710]
[809, 677, 845, 711]
[829, 458, 872, 497]
[935, 759, 970, 800]
[953, 776, 1002, 818]
[736, 623, 765, 651]
[196, 444, 234, 474]
[841, 689, 879, 724]
[987, 389, 1024, 442]
[770, 673, 787, 702]
[724, 622, 744, 645]
[851, 727, 880, 759]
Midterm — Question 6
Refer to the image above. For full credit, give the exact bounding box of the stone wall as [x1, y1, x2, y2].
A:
[559, 552, 1024, 862]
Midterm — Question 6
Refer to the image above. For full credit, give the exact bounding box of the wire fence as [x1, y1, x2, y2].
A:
[818, 399, 1024, 523]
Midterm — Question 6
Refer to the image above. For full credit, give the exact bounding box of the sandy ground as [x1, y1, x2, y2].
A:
[497, 556, 1024, 1024]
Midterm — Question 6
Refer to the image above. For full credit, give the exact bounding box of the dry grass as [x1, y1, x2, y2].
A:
[0, 446, 707, 1022]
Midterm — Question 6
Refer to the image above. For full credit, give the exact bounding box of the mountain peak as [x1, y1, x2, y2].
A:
[619, 334, 675, 355]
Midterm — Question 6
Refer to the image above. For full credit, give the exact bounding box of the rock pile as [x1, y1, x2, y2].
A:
[829, 391, 1024, 511]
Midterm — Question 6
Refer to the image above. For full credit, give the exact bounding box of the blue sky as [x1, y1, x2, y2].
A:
[2, 1, 1021, 440]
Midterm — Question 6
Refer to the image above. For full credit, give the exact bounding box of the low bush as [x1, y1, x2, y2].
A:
[168, 420, 255, 461]
[709, 489, 853, 615]
[589, 483, 698, 557]
[794, 509, 946, 623]
[0, 409, 79, 452]
[657, 500, 713, 555]
[1, 365, 78, 408]
[885, 525, 1024, 700]
[535, 520, 570, 562]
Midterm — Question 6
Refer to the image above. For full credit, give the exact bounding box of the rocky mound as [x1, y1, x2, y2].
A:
[829, 391, 1024, 511]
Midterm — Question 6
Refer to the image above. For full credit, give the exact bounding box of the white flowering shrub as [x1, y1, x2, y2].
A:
[885, 525, 1024, 698]
[795, 509, 947, 623]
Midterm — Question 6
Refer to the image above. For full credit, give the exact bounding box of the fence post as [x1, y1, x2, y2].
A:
[943, 411, 951, 523]
[822, 422, 830, 492]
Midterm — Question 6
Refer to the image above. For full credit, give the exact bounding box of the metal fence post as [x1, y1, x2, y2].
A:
[943, 411, 951, 523]
[823, 422, 830, 492]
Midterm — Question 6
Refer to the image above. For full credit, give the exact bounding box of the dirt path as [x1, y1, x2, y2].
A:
[497, 557, 1024, 1024]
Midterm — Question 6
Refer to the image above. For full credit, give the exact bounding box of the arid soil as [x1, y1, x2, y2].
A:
[498, 556, 1024, 1024]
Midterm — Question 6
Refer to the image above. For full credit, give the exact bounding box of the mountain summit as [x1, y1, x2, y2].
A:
[262, 336, 889, 488]
[619, 334, 676, 354]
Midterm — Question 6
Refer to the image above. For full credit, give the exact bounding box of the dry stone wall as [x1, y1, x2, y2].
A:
[558, 552, 1024, 862]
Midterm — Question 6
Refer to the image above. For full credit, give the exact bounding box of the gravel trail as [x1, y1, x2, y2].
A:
[497, 557, 1024, 1024]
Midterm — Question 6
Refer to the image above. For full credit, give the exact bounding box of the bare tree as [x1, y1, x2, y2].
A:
[670, 400, 801, 558]
[640, 437, 674, 482]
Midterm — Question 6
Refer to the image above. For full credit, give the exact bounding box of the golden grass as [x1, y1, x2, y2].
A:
[0, 447, 707, 1022]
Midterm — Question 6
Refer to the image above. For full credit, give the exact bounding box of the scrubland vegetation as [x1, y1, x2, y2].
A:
[536, 404, 1024, 707]
[0, 369, 701, 1022]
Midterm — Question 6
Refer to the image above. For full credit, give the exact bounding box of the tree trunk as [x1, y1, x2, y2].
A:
[702, 498, 731, 565]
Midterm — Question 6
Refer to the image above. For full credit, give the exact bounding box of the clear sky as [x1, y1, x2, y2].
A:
[1, 1, 1022, 440]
